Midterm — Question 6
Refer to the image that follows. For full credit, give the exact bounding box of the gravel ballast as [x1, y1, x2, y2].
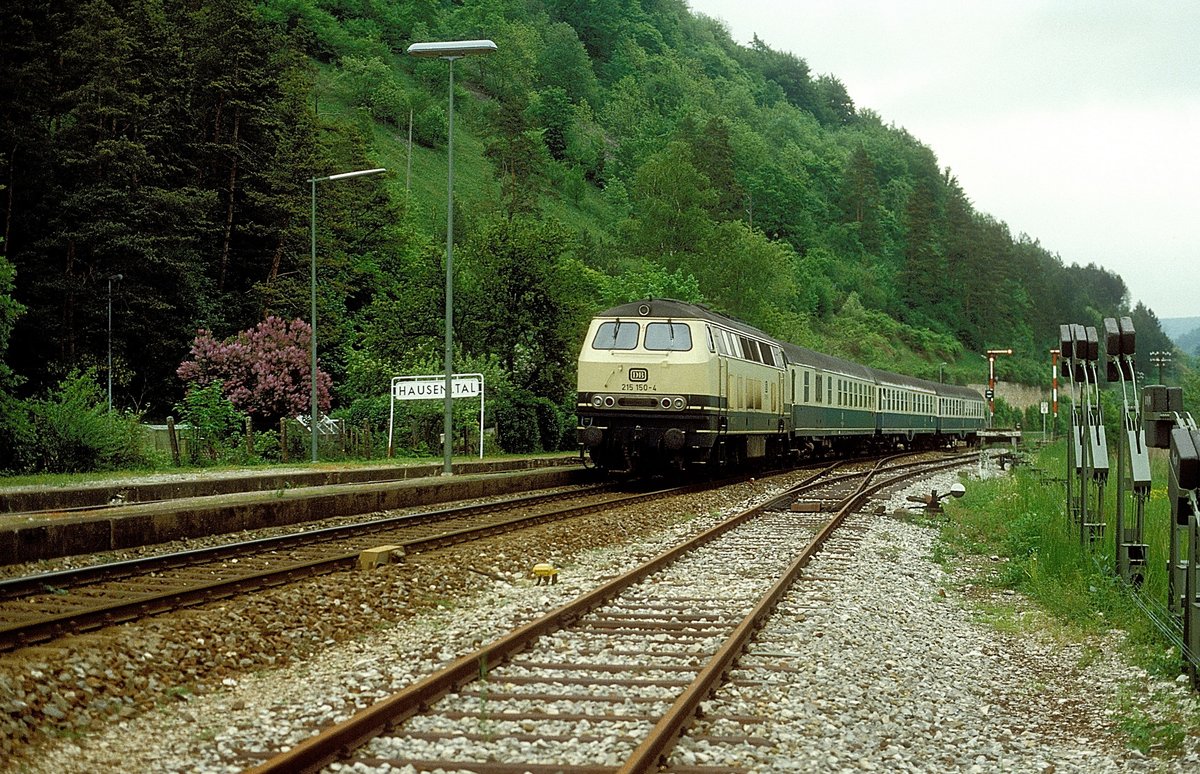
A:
[3, 463, 1198, 773]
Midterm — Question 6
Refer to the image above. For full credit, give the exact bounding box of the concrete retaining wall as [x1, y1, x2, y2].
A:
[0, 456, 576, 514]
[0, 465, 588, 566]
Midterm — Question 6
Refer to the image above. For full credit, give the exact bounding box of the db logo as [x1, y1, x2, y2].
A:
[628, 368, 649, 382]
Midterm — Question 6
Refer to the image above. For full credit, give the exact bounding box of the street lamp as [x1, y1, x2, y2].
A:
[107, 273, 123, 412]
[407, 38, 497, 475]
[938, 362, 947, 384]
[309, 167, 387, 463]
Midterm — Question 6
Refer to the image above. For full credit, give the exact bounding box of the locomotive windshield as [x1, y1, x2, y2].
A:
[644, 322, 693, 351]
[592, 321, 639, 350]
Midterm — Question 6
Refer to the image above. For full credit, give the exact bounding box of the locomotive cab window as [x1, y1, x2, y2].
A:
[645, 322, 692, 351]
[592, 321, 639, 350]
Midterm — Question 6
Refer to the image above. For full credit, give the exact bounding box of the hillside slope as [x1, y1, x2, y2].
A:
[0, 0, 1171, 422]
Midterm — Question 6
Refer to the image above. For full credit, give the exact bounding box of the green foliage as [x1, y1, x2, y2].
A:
[174, 381, 249, 464]
[600, 264, 704, 307]
[26, 370, 148, 473]
[0, 253, 23, 393]
[1181, 359, 1200, 412]
[0, 250, 31, 472]
[491, 386, 569, 453]
[0, 0, 1168, 480]
[0, 392, 36, 473]
[493, 392, 539, 453]
[336, 394, 391, 437]
[814, 293, 963, 373]
[459, 216, 596, 400]
[940, 443, 1187, 681]
[338, 55, 409, 127]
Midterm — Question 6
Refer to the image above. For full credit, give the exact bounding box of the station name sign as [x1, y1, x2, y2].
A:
[392, 377, 482, 401]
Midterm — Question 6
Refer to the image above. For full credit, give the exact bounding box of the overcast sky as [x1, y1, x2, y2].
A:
[686, 0, 1200, 320]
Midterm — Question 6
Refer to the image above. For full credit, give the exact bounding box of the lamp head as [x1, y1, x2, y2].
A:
[407, 40, 497, 59]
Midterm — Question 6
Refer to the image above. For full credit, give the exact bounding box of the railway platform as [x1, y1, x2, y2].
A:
[0, 455, 584, 566]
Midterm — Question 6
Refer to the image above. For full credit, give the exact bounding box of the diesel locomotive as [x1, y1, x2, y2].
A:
[576, 299, 986, 473]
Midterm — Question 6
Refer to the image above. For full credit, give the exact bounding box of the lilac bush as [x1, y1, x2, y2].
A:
[178, 317, 331, 427]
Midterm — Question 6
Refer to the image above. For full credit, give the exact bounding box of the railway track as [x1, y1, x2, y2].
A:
[0, 482, 704, 652]
[243, 451, 973, 773]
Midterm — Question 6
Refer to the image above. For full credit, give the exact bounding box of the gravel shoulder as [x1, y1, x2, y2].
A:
[3, 466, 1198, 773]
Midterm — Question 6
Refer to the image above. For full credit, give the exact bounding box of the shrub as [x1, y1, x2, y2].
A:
[533, 397, 565, 452]
[494, 390, 540, 453]
[178, 317, 331, 430]
[175, 381, 248, 464]
[250, 429, 281, 463]
[0, 392, 35, 472]
[339, 395, 391, 433]
[29, 370, 147, 473]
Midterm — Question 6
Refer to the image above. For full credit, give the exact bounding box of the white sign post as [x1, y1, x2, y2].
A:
[387, 373, 485, 459]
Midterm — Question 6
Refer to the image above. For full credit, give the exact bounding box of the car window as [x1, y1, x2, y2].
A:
[644, 322, 693, 351]
[592, 321, 640, 350]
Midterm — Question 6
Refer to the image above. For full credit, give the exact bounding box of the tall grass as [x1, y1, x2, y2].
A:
[940, 441, 1182, 677]
[938, 441, 1200, 754]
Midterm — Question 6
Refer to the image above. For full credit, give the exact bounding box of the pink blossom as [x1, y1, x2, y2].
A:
[177, 317, 332, 423]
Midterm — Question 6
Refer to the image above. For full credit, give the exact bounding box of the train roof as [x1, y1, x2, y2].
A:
[596, 299, 757, 335]
[867, 367, 938, 393]
[593, 299, 984, 399]
[596, 299, 875, 379]
[779, 342, 875, 380]
[935, 382, 986, 400]
[867, 367, 984, 400]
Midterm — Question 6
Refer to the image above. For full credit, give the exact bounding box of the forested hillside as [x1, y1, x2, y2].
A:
[0, 0, 1187, 469]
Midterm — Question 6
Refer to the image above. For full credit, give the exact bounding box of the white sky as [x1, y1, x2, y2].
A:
[686, 0, 1200, 320]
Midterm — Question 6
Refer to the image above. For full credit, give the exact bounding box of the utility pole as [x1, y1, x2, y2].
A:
[1150, 351, 1172, 385]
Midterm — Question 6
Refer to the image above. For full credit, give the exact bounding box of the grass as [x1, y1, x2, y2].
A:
[939, 441, 1200, 754]
[941, 444, 1155, 633]
[1117, 686, 1191, 753]
[968, 599, 1025, 635]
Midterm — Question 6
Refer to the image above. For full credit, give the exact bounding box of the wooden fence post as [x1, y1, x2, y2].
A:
[167, 416, 181, 467]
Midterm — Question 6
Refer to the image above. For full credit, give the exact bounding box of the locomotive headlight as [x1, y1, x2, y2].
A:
[673, 397, 685, 409]
[660, 397, 672, 409]
[591, 395, 603, 408]
[603, 396, 615, 407]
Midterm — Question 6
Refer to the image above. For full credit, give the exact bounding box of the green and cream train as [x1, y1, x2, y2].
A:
[576, 299, 986, 472]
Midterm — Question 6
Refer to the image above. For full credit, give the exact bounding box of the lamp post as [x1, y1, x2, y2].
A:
[107, 273, 122, 412]
[309, 167, 387, 463]
[407, 39, 497, 475]
[938, 362, 947, 384]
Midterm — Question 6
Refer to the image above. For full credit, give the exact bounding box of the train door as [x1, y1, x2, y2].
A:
[717, 353, 729, 430]
[778, 370, 786, 414]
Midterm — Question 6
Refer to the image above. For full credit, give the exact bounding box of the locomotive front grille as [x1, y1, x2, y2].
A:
[583, 392, 692, 411]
